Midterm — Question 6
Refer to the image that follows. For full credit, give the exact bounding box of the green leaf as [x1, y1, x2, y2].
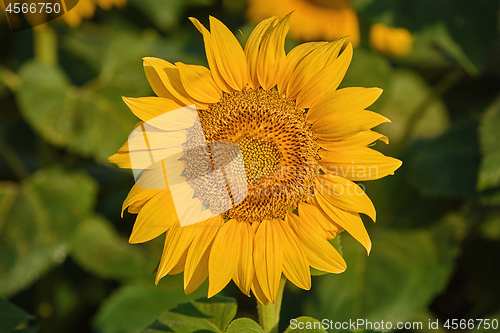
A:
[129, 0, 213, 31]
[62, 27, 111, 74]
[0, 168, 98, 296]
[397, 22, 478, 75]
[142, 296, 237, 333]
[398, 24, 456, 70]
[376, 70, 449, 144]
[67, 88, 138, 163]
[361, 0, 499, 73]
[285, 317, 327, 333]
[226, 318, 264, 333]
[339, 48, 393, 109]
[17, 62, 76, 147]
[94, 280, 207, 333]
[306, 221, 460, 326]
[406, 122, 480, 198]
[0, 298, 32, 333]
[98, 33, 158, 96]
[71, 215, 156, 280]
[478, 97, 500, 190]
[18, 33, 155, 163]
[17, 61, 139, 164]
[480, 214, 500, 240]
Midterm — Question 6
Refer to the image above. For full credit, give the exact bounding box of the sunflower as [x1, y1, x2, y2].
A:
[62, 0, 126, 27]
[247, 0, 359, 46]
[109, 15, 401, 304]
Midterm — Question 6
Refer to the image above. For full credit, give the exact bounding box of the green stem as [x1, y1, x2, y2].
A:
[257, 277, 286, 333]
[398, 68, 465, 149]
[34, 25, 57, 65]
[0, 136, 29, 180]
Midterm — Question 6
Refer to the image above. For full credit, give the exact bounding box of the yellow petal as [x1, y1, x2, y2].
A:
[208, 219, 241, 297]
[286, 38, 346, 100]
[189, 17, 234, 93]
[122, 96, 185, 122]
[129, 190, 178, 244]
[296, 43, 353, 109]
[144, 61, 177, 100]
[278, 219, 311, 291]
[253, 219, 283, 303]
[175, 62, 222, 104]
[251, 272, 270, 305]
[245, 17, 278, 89]
[315, 175, 376, 221]
[169, 250, 188, 275]
[319, 147, 403, 181]
[109, 123, 144, 168]
[209, 16, 249, 90]
[108, 151, 132, 169]
[313, 110, 391, 139]
[185, 260, 208, 295]
[318, 130, 388, 152]
[287, 213, 346, 273]
[143, 57, 200, 107]
[298, 202, 341, 240]
[156, 223, 198, 283]
[184, 216, 223, 294]
[233, 222, 255, 296]
[312, 195, 371, 254]
[121, 184, 160, 217]
[307, 87, 383, 123]
[278, 41, 327, 95]
[256, 14, 291, 90]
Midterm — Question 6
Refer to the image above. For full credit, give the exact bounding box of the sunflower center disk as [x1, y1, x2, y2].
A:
[185, 88, 319, 223]
[238, 137, 280, 183]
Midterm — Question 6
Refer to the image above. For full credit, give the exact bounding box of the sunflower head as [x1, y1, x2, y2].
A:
[109, 14, 402, 304]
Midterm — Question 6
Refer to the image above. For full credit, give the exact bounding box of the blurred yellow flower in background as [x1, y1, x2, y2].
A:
[62, 0, 126, 27]
[247, 0, 359, 45]
[369, 23, 414, 57]
[109, 15, 401, 304]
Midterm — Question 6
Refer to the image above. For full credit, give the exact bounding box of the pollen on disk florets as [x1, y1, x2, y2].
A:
[185, 87, 320, 223]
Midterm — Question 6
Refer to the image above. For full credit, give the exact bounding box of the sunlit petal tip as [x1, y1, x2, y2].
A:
[373, 87, 384, 98]
[366, 241, 372, 255]
[108, 153, 131, 169]
[128, 232, 143, 244]
[394, 159, 403, 171]
[155, 273, 164, 286]
[142, 56, 156, 66]
[188, 17, 204, 33]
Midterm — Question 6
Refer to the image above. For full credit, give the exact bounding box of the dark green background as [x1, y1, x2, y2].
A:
[1, 0, 500, 332]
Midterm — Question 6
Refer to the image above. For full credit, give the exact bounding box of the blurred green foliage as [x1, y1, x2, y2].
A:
[1, 0, 500, 332]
